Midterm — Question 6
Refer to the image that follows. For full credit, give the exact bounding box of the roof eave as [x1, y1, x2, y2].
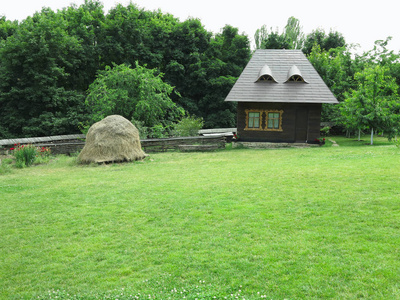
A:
[225, 99, 339, 104]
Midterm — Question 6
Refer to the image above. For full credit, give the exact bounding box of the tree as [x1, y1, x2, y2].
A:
[303, 29, 346, 55]
[340, 65, 400, 145]
[102, 3, 181, 69]
[284, 16, 304, 49]
[162, 17, 212, 115]
[61, 0, 105, 92]
[0, 16, 18, 40]
[255, 17, 304, 50]
[254, 25, 268, 50]
[361, 37, 400, 86]
[363, 37, 398, 65]
[255, 26, 290, 49]
[85, 63, 184, 128]
[263, 30, 290, 49]
[163, 23, 250, 128]
[307, 45, 361, 123]
[199, 25, 250, 128]
[0, 8, 86, 138]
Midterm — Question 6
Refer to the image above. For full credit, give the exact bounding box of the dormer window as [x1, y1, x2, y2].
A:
[258, 75, 274, 81]
[285, 65, 308, 83]
[255, 64, 278, 83]
[288, 74, 304, 82]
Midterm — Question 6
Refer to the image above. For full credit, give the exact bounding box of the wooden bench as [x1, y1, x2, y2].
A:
[198, 128, 236, 135]
[198, 128, 236, 142]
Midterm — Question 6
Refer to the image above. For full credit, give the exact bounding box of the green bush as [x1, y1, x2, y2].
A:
[148, 124, 168, 139]
[131, 119, 149, 139]
[320, 126, 330, 136]
[132, 119, 172, 139]
[174, 115, 204, 137]
[78, 121, 91, 135]
[0, 158, 12, 174]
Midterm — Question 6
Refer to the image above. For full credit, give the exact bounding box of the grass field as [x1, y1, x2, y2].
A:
[1, 136, 400, 299]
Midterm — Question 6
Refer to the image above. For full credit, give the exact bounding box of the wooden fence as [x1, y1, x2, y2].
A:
[142, 136, 226, 152]
[0, 134, 227, 155]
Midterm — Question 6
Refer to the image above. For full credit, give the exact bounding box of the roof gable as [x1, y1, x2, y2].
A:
[225, 49, 338, 104]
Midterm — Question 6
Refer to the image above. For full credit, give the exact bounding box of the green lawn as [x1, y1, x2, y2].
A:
[1, 138, 400, 299]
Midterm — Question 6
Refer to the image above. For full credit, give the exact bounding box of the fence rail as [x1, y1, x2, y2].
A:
[141, 136, 226, 152]
[0, 134, 86, 147]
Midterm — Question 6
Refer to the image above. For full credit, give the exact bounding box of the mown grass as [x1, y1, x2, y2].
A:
[331, 134, 395, 147]
[1, 139, 400, 299]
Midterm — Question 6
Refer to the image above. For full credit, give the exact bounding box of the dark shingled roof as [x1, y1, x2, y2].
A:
[225, 49, 338, 104]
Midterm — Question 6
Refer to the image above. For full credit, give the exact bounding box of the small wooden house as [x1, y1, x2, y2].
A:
[225, 49, 338, 143]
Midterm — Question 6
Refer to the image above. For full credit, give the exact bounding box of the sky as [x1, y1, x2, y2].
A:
[1, 0, 399, 54]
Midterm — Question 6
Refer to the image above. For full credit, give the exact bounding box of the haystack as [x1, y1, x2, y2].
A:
[78, 115, 147, 164]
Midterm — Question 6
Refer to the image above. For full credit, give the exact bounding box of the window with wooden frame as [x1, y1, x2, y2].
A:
[245, 109, 263, 130]
[265, 110, 283, 131]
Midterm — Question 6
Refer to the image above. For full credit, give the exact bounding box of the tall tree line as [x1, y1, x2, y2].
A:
[1, 4, 399, 140]
[0, 0, 250, 138]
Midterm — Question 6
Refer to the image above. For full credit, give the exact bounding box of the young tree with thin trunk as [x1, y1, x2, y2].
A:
[340, 65, 399, 145]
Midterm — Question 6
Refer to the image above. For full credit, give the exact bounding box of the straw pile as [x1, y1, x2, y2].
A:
[78, 115, 147, 164]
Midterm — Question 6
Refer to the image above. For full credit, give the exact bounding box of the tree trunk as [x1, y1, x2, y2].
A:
[370, 128, 374, 145]
[358, 129, 361, 141]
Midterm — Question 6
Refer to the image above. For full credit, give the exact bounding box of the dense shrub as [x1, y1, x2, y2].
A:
[174, 115, 204, 137]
